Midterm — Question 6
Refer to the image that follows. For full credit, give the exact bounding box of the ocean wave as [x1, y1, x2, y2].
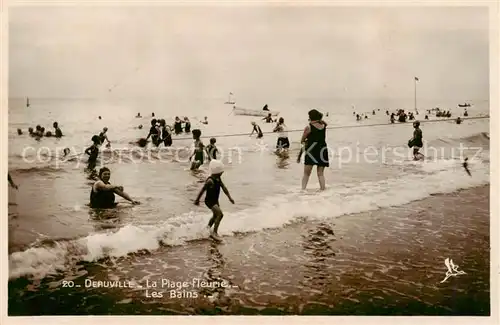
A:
[8, 154, 490, 281]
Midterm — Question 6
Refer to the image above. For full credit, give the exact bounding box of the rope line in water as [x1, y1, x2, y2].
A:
[169, 116, 490, 141]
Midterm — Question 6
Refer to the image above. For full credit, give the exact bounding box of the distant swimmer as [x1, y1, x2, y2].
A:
[53, 122, 63, 138]
[456, 117, 462, 124]
[8, 173, 18, 190]
[262, 104, 269, 111]
[184, 117, 191, 133]
[152, 112, 155, 117]
[138, 124, 143, 129]
[194, 160, 235, 242]
[201, 116, 208, 125]
[390, 113, 395, 123]
[90, 167, 140, 209]
[408, 121, 423, 160]
[98, 127, 111, 147]
[250, 122, 263, 139]
[45, 131, 53, 137]
[372, 110, 375, 115]
[425, 115, 429, 120]
[28, 127, 34, 136]
[17, 128, 23, 135]
[262, 113, 274, 123]
[190, 129, 204, 170]
[85, 135, 101, 171]
[146, 119, 160, 147]
[34, 125, 43, 138]
[273, 117, 290, 153]
[298, 109, 329, 191]
[463, 158, 471, 176]
[205, 138, 218, 161]
[464, 110, 468, 117]
[98, 116, 102, 120]
[136, 112, 142, 118]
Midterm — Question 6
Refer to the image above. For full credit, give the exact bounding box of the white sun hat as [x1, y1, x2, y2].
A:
[209, 160, 224, 175]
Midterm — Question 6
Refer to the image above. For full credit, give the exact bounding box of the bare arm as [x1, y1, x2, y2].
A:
[221, 181, 235, 203]
[94, 181, 119, 192]
[300, 125, 311, 144]
[114, 188, 139, 204]
[194, 181, 209, 204]
[8, 174, 18, 189]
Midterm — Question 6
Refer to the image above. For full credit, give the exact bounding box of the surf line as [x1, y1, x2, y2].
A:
[171, 116, 490, 141]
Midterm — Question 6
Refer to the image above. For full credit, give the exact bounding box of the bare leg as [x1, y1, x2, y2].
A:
[208, 210, 216, 228]
[211, 205, 224, 235]
[302, 165, 313, 190]
[317, 166, 326, 190]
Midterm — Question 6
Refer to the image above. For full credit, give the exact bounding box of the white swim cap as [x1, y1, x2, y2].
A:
[209, 160, 224, 175]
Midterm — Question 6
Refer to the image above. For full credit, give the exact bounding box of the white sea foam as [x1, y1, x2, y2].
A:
[9, 154, 489, 280]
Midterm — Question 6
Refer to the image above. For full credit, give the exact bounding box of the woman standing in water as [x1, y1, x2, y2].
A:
[298, 109, 329, 191]
[90, 167, 140, 209]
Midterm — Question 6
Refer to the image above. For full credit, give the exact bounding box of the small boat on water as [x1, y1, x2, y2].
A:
[458, 103, 471, 107]
[232, 106, 279, 117]
[224, 92, 236, 105]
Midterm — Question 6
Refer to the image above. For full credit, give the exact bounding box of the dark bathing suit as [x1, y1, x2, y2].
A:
[98, 132, 107, 145]
[254, 125, 263, 138]
[193, 140, 204, 165]
[90, 182, 116, 209]
[277, 137, 290, 149]
[174, 122, 182, 135]
[162, 127, 172, 146]
[206, 144, 218, 160]
[149, 126, 160, 146]
[410, 128, 423, 148]
[304, 123, 329, 167]
[205, 176, 221, 209]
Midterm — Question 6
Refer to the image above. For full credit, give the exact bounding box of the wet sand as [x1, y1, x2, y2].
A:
[9, 185, 490, 315]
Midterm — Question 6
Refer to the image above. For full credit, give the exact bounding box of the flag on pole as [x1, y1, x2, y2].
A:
[414, 77, 419, 81]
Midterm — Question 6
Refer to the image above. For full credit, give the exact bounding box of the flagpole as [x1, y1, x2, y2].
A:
[414, 77, 417, 113]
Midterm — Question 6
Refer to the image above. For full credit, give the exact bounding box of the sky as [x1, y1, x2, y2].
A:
[8, 5, 490, 101]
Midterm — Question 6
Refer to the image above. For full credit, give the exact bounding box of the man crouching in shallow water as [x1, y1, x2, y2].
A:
[90, 167, 140, 209]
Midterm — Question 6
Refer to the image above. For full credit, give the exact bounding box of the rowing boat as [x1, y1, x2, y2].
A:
[232, 106, 279, 117]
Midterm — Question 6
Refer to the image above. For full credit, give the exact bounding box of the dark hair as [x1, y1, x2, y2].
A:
[159, 119, 166, 126]
[210, 137, 216, 144]
[91, 135, 100, 143]
[28, 127, 33, 133]
[53, 122, 58, 128]
[308, 109, 323, 121]
[99, 167, 111, 179]
[278, 117, 284, 124]
[151, 119, 157, 126]
[192, 129, 201, 138]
